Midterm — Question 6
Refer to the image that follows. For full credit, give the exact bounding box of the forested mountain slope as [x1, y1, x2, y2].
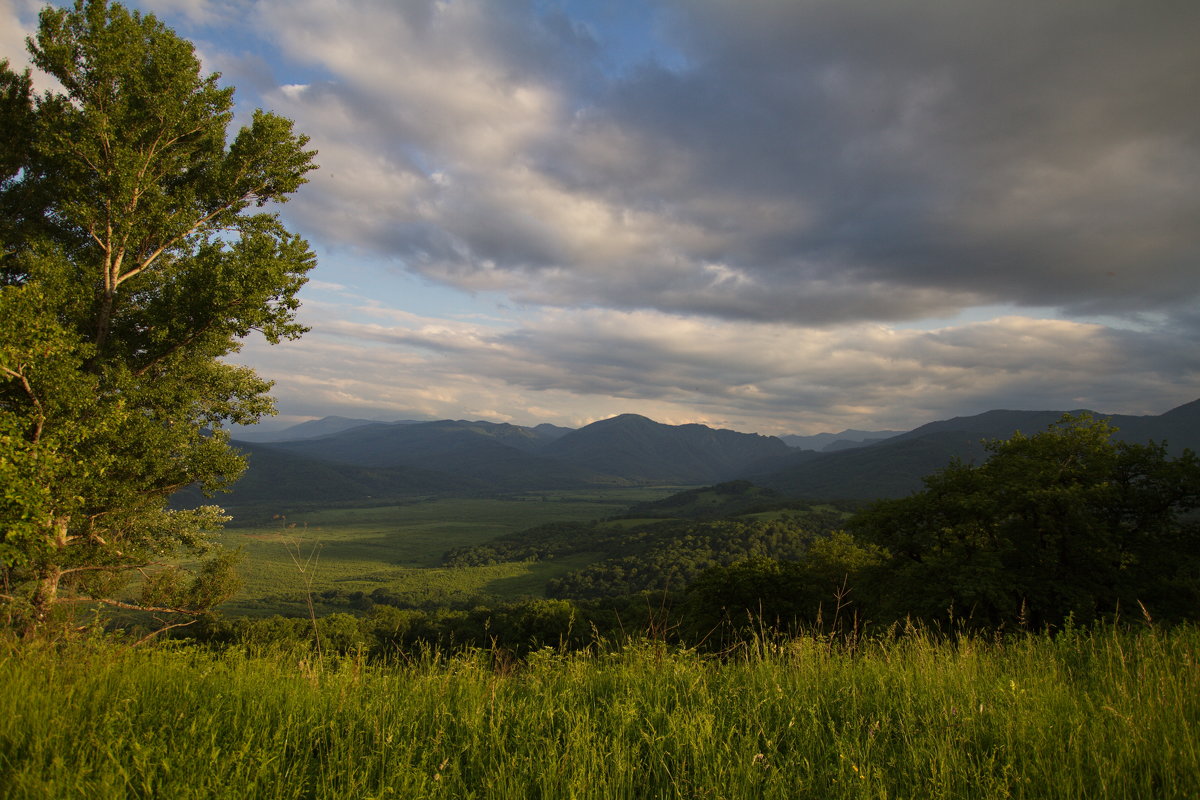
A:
[756, 400, 1200, 499]
[184, 401, 1200, 510]
[544, 414, 791, 483]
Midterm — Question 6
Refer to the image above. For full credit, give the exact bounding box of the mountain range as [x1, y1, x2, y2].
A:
[200, 399, 1200, 513]
[753, 400, 1200, 499]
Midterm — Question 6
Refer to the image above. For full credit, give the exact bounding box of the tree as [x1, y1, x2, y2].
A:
[0, 0, 317, 633]
[684, 531, 886, 641]
[849, 415, 1200, 628]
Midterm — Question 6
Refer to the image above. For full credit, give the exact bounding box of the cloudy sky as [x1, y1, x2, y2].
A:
[5, 0, 1199, 435]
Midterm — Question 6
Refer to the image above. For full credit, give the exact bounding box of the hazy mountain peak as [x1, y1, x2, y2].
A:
[233, 415, 381, 443]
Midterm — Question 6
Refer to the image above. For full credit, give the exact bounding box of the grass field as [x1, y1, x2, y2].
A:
[215, 489, 685, 615]
[2, 625, 1196, 799]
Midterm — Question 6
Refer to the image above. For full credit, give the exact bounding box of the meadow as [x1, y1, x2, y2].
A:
[215, 489, 684, 616]
[2, 624, 1197, 799]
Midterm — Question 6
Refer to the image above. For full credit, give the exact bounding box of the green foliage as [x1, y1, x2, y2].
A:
[850, 414, 1200, 627]
[445, 508, 846, 601]
[685, 531, 888, 638]
[0, 0, 315, 631]
[139, 548, 243, 612]
[545, 518, 816, 599]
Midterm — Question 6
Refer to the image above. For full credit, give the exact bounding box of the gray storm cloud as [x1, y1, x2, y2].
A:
[259, 0, 1200, 326]
[78, 0, 1197, 432]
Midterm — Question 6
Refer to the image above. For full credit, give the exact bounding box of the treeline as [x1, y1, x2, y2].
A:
[177, 563, 892, 657]
[545, 518, 827, 599]
[687, 416, 1200, 634]
[444, 509, 846, 600]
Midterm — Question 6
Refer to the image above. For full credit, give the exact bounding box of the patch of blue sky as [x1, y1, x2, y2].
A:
[301, 244, 516, 326]
[141, 5, 334, 117]
[544, 0, 691, 77]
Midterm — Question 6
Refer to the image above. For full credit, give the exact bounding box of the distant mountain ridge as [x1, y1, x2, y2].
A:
[755, 401, 1200, 500]
[197, 400, 1200, 512]
[779, 428, 903, 452]
[543, 414, 791, 484]
[270, 419, 615, 490]
[211, 414, 790, 512]
[233, 416, 424, 443]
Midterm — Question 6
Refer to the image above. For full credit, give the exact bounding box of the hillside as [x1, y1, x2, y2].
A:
[171, 440, 483, 516]
[618, 480, 791, 519]
[756, 400, 1200, 499]
[544, 414, 791, 483]
[270, 420, 616, 489]
[753, 430, 993, 499]
[779, 428, 903, 451]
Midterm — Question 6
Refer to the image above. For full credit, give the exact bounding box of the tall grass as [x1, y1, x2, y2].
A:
[1, 625, 1197, 799]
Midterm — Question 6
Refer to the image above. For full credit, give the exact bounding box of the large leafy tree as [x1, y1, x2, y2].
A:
[850, 415, 1200, 628]
[0, 0, 317, 632]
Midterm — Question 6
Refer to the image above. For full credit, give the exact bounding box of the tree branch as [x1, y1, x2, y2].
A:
[132, 315, 221, 377]
[0, 363, 45, 443]
[113, 184, 268, 289]
[130, 617, 197, 647]
[56, 595, 210, 615]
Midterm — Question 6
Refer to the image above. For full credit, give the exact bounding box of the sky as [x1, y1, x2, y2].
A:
[4, 0, 1200, 435]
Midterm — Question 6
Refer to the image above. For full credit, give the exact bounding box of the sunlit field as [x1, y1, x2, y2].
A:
[214, 490, 683, 615]
[3, 625, 1196, 799]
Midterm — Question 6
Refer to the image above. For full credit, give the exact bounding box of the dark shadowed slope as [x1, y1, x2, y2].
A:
[754, 431, 993, 500]
[172, 440, 483, 513]
[270, 420, 618, 489]
[544, 414, 791, 484]
[756, 400, 1200, 500]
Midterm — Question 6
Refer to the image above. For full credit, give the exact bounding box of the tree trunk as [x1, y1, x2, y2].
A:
[30, 566, 62, 623]
[27, 515, 70, 631]
[93, 289, 115, 354]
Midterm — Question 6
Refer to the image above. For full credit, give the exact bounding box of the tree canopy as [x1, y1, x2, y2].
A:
[0, 0, 317, 633]
[850, 414, 1200, 628]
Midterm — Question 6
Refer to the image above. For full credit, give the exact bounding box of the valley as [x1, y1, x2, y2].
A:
[213, 487, 689, 616]
[197, 399, 1200, 621]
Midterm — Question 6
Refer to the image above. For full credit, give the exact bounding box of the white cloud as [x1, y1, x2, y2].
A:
[27, 0, 1197, 432]
[222, 0, 1200, 329]
[236, 303, 1200, 435]
[1, 0, 64, 93]
[0, 0, 32, 64]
